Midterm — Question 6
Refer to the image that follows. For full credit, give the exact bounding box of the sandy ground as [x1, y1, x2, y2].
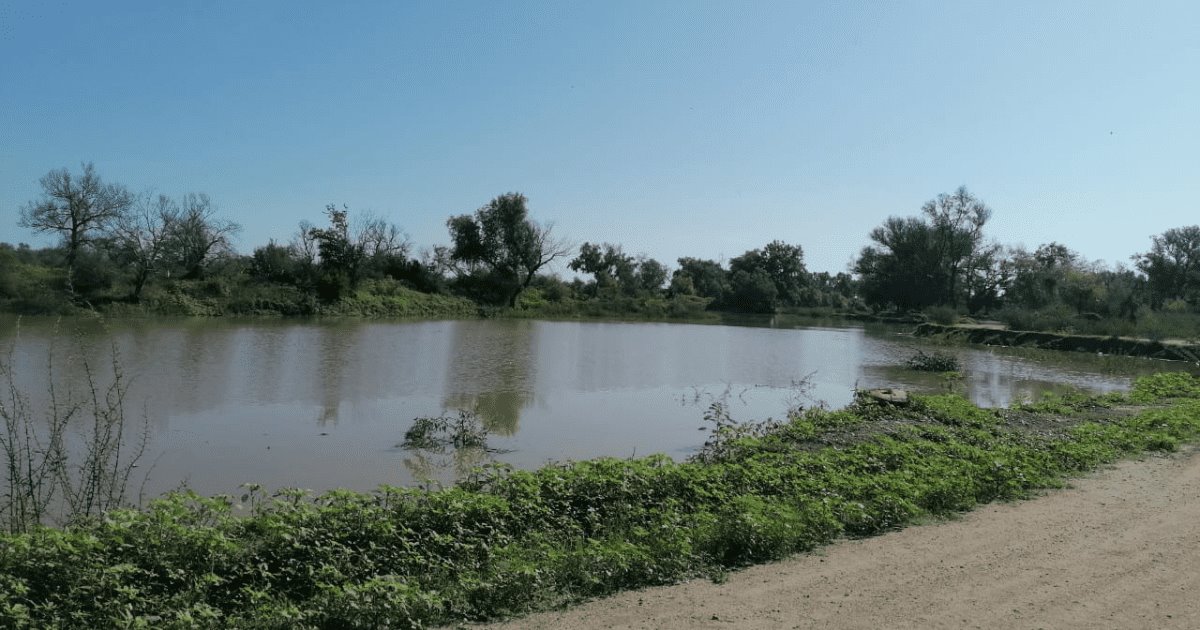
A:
[480, 447, 1200, 629]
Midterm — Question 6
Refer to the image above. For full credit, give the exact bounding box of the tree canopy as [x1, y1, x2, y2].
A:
[19, 163, 133, 293]
[446, 193, 572, 306]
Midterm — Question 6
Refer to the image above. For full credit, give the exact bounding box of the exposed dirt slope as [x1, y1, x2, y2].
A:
[480, 447, 1200, 629]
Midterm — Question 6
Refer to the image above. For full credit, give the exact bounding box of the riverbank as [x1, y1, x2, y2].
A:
[484, 445, 1200, 629]
[914, 322, 1200, 362]
[4, 373, 1200, 628]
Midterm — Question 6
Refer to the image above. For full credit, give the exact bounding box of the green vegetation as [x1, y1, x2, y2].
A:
[4, 373, 1200, 628]
[904, 349, 961, 372]
[9, 165, 1200, 336]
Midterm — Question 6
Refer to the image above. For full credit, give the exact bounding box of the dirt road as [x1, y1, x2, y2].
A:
[482, 448, 1200, 629]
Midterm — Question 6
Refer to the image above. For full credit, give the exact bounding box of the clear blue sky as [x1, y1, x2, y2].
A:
[2, 1, 1197, 274]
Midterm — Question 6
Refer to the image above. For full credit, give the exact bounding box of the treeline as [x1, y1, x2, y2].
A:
[4, 164, 1200, 337]
[0, 163, 855, 319]
[852, 186, 1200, 338]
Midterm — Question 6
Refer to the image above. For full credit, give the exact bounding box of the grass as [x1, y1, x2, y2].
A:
[3, 373, 1200, 628]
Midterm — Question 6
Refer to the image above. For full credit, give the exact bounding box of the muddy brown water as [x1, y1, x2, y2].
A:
[1, 315, 1191, 498]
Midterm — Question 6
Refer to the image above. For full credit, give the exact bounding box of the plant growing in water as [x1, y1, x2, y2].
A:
[400, 410, 492, 451]
[905, 349, 961, 373]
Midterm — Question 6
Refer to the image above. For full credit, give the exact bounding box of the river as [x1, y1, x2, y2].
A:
[0, 315, 1188, 498]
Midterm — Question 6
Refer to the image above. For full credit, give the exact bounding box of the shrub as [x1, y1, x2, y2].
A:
[923, 305, 959, 325]
[905, 349, 961, 372]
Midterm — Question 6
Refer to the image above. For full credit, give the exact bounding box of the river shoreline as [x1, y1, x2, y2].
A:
[913, 322, 1200, 362]
[5, 373, 1200, 627]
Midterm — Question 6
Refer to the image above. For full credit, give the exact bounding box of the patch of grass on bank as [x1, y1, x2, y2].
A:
[995, 305, 1200, 342]
[4, 374, 1200, 628]
[90, 279, 479, 320]
[508, 290, 717, 322]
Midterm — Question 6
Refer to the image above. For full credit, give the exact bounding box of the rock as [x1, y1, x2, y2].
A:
[866, 388, 909, 404]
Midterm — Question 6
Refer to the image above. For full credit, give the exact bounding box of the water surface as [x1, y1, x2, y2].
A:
[1, 315, 1187, 497]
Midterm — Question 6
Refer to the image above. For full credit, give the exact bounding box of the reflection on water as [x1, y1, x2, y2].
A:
[1, 315, 1193, 497]
[443, 320, 537, 435]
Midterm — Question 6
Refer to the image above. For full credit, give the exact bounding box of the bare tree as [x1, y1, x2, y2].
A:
[290, 220, 320, 267]
[162, 193, 241, 279]
[18, 163, 133, 293]
[111, 193, 179, 300]
[355, 212, 411, 260]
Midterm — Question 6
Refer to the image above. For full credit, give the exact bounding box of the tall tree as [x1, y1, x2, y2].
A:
[18, 163, 133, 293]
[447, 193, 572, 306]
[922, 186, 993, 307]
[729, 240, 809, 306]
[569, 242, 634, 295]
[854, 216, 941, 310]
[855, 187, 994, 310]
[308, 205, 365, 300]
[1003, 242, 1080, 309]
[162, 193, 240, 279]
[110, 193, 179, 300]
[1134, 226, 1200, 307]
[671, 257, 730, 303]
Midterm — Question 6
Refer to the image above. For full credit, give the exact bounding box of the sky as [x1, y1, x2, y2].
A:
[1, 0, 1198, 275]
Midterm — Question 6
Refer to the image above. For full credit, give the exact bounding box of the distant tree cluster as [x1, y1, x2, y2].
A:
[851, 186, 1200, 336]
[15, 163, 241, 301]
[6, 164, 1200, 332]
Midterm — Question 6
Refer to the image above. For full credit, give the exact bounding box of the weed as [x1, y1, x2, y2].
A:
[905, 350, 961, 372]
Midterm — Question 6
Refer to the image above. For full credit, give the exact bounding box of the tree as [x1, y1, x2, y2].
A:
[110, 193, 179, 300]
[1004, 242, 1080, 310]
[446, 193, 572, 307]
[569, 244, 669, 297]
[727, 268, 778, 312]
[308, 205, 366, 300]
[1134, 226, 1200, 307]
[855, 216, 941, 310]
[18, 163, 133, 293]
[729, 240, 809, 306]
[855, 187, 994, 310]
[672, 257, 729, 304]
[250, 240, 300, 284]
[161, 193, 240, 279]
[569, 242, 633, 295]
[633, 257, 669, 295]
[922, 186, 993, 307]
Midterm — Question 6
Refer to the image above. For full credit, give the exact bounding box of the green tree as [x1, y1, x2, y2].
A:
[633, 256, 669, 295]
[1004, 242, 1079, 310]
[308, 205, 365, 300]
[855, 187, 994, 310]
[729, 240, 808, 306]
[18, 163, 133, 294]
[727, 268, 778, 312]
[250, 240, 301, 283]
[1134, 226, 1200, 307]
[568, 242, 674, 297]
[922, 186, 993, 307]
[854, 216, 941, 310]
[447, 193, 572, 307]
[569, 242, 632, 295]
[672, 257, 729, 304]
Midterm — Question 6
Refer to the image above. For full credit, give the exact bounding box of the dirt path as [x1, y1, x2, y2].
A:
[481, 447, 1200, 629]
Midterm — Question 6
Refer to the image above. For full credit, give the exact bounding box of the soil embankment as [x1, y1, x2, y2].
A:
[914, 322, 1200, 362]
[481, 447, 1200, 629]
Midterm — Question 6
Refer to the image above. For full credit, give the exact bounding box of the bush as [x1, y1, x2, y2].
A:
[905, 349, 961, 372]
[923, 305, 959, 325]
